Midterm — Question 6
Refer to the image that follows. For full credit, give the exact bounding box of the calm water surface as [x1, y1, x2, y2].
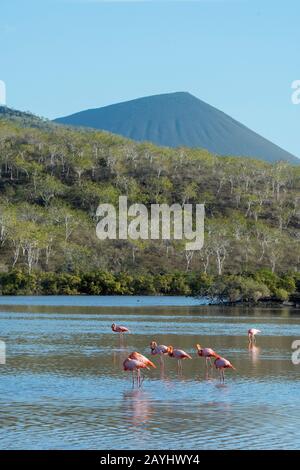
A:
[0, 296, 299, 450]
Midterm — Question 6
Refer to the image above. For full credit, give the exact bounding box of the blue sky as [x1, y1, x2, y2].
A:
[1, 0, 300, 157]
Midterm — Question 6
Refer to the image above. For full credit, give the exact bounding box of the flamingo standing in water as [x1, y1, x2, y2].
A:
[167, 346, 192, 371]
[111, 323, 130, 335]
[196, 344, 218, 368]
[150, 341, 169, 365]
[248, 328, 261, 344]
[214, 356, 236, 383]
[128, 351, 156, 368]
[123, 352, 156, 386]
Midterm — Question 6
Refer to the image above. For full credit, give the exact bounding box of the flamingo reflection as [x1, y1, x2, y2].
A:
[122, 389, 152, 429]
[248, 343, 261, 363]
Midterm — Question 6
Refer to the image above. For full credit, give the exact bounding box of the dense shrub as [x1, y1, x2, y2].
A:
[0, 268, 298, 302]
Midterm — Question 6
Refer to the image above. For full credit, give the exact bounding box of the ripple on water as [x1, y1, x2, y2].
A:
[0, 304, 300, 449]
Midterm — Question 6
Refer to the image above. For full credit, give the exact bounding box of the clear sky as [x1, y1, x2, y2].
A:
[1, 0, 300, 157]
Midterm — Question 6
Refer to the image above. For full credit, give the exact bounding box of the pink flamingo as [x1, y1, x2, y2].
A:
[124, 352, 156, 386]
[167, 346, 192, 371]
[150, 341, 169, 365]
[248, 328, 261, 344]
[214, 356, 236, 383]
[196, 343, 218, 368]
[128, 351, 156, 369]
[123, 358, 150, 387]
[111, 322, 130, 335]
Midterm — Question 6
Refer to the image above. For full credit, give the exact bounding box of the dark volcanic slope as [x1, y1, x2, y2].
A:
[54, 92, 299, 164]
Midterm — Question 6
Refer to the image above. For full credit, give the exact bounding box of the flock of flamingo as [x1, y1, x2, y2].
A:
[111, 322, 262, 386]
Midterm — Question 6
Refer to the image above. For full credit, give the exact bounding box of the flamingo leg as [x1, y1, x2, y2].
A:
[137, 369, 141, 387]
[119, 333, 125, 349]
[160, 362, 165, 379]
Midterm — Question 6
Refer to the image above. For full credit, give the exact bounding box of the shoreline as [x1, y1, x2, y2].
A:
[220, 300, 300, 309]
[0, 293, 299, 310]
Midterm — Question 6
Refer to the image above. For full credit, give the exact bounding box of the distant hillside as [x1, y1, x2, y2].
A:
[0, 114, 300, 298]
[0, 106, 54, 131]
[0, 113, 299, 283]
[54, 92, 299, 165]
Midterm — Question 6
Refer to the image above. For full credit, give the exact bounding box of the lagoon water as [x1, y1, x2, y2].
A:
[0, 296, 299, 450]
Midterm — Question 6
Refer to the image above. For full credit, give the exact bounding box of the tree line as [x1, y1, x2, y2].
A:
[0, 268, 299, 303]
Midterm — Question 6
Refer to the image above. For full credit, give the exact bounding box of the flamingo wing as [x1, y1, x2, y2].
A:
[248, 328, 261, 335]
[215, 356, 235, 370]
[158, 345, 169, 354]
[118, 325, 129, 332]
[123, 358, 149, 371]
[174, 349, 192, 359]
[129, 352, 156, 368]
[203, 348, 218, 357]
